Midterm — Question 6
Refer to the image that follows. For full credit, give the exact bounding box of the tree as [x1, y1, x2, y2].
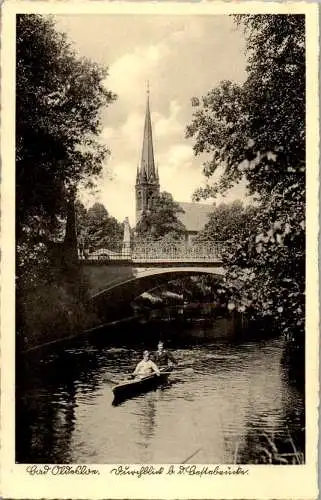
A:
[186, 15, 305, 370]
[187, 16, 304, 201]
[84, 203, 123, 252]
[75, 202, 124, 252]
[135, 191, 186, 241]
[16, 15, 116, 282]
[196, 201, 258, 243]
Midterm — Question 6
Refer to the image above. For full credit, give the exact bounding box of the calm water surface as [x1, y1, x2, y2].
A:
[16, 331, 304, 464]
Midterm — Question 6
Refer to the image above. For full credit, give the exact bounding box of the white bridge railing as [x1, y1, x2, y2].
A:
[80, 242, 223, 263]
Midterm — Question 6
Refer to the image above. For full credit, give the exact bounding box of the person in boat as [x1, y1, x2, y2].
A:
[133, 350, 161, 379]
[153, 341, 177, 370]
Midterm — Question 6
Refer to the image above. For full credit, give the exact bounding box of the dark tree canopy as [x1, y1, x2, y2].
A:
[78, 202, 123, 252]
[196, 201, 258, 243]
[16, 14, 116, 239]
[186, 15, 305, 349]
[16, 14, 116, 285]
[187, 15, 305, 201]
[135, 191, 186, 241]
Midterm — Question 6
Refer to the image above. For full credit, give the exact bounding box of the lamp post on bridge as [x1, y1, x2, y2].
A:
[122, 217, 131, 259]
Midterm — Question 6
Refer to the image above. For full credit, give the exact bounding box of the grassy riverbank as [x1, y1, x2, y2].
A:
[235, 431, 305, 464]
[16, 278, 97, 352]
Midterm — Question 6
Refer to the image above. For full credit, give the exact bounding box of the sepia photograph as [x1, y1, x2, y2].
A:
[1, 1, 319, 498]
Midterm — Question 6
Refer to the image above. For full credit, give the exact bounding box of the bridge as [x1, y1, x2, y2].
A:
[80, 241, 224, 295]
[59, 206, 226, 326]
[79, 240, 225, 327]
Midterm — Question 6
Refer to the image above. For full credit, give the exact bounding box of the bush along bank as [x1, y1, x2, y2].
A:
[16, 269, 98, 353]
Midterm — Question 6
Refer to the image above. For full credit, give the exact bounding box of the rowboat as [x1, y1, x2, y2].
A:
[112, 369, 171, 405]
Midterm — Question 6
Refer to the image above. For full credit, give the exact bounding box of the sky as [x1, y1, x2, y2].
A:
[55, 14, 248, 225]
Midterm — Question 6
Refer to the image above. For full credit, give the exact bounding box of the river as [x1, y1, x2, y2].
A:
[16, 323, 304, 464]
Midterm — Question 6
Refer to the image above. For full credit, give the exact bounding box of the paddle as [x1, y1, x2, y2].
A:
[104, 371, 165, 385]
[104, 359, 195, 385]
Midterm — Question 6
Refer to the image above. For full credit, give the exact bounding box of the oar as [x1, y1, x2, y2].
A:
[105, 372, 156, 385]
[105, 362, 194, 385]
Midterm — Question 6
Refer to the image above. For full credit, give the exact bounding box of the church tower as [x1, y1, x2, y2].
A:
[135, 84, 160, 223]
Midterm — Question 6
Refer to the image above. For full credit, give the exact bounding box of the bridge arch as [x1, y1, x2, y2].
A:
[89, 266, 225, 299]
[85, 266, 225, 326]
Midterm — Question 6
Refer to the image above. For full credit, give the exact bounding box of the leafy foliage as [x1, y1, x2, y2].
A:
[186, 15, 305, 357]
[16, 14, 116, 283]
[196, 201, 258, 243]
[187, 15, 305, 201]
[76, 202, 124, 252]
[135, 191, 186, 241]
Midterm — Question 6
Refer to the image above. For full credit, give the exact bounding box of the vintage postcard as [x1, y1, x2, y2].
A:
[1, 1, 319, 499]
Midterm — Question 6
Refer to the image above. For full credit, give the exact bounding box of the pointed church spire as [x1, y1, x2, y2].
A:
[135, 85, 160, 223]
[140, 82, 156, 181]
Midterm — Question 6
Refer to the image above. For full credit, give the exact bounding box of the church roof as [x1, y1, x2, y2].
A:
[177, 202, 214, 233]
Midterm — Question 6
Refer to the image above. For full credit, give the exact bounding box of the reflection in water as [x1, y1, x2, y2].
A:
[134, 392, 157, 462]
[237, 364, 305, 464]
[16, 334, 305, 464]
